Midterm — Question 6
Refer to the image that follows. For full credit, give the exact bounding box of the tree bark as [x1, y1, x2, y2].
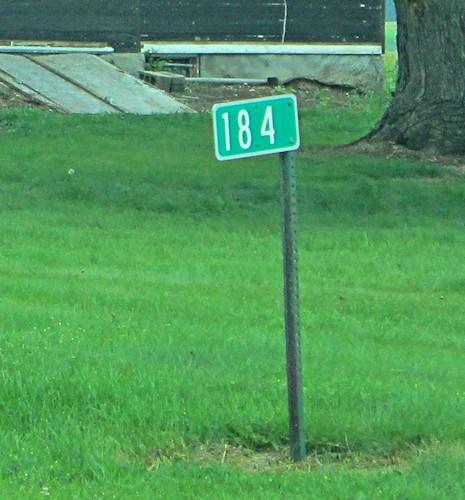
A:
[369, 0, 465, 155]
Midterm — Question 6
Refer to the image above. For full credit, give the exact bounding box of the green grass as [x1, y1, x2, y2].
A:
[384, 22, 398, 95]
[1, 92, 465, 497]
[385, 22, 398, 52]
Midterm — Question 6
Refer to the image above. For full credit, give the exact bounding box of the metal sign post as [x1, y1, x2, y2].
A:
[279, 150, 306, 462]
[212, 95, 306, 462]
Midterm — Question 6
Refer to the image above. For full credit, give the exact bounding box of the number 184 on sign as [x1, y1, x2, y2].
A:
[213, 95, 300, 161]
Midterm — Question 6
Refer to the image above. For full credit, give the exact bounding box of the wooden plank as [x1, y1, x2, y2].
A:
[139, 71, 186, 92]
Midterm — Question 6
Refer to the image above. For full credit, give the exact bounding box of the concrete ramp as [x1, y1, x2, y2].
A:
[0, 54, 191, 114]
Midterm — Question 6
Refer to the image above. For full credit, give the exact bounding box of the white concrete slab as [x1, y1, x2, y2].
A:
[0, 54, 115, 113]
[36, 54, 191, 114]
[143, 43, 383, 56]
[0, 46, 114, 54]
[0, 53, 192, 114]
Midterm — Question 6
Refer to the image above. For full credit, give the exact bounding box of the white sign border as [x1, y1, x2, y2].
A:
[212, 94, 300, 161]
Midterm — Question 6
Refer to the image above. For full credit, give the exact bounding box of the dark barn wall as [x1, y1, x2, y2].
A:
[0, 1, 384, 51]
[0, 1, 140, 52]
[141, 0, 384, 44]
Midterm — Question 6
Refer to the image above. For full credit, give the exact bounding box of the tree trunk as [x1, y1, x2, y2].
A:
[369, 0, 465, 155]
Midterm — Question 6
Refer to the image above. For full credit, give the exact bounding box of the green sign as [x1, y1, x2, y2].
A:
[212, 94, 300, 161]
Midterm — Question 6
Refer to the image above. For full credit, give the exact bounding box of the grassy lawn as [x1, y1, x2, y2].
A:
[385, 22, 397, 52]
[1, 81, 465, 498]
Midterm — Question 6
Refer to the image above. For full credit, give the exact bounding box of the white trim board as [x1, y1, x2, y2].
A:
[0, 45, 114, 54]
[142, 43, 382, 56]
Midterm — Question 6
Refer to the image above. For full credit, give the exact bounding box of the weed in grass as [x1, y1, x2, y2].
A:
[313, 87, 333, 107]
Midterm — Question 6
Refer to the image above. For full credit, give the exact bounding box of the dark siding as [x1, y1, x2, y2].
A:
[0, 1, 384, 50]
[141, 0, 384, 44]
[0, 1, 140, 52]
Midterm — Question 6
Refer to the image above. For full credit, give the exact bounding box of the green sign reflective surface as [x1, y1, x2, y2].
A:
[213, 94, 300, 161]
